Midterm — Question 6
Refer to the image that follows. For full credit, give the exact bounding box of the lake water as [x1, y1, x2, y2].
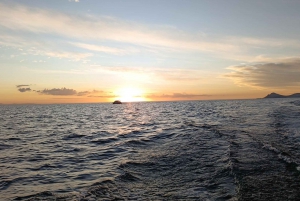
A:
[1, 99, 300, 200]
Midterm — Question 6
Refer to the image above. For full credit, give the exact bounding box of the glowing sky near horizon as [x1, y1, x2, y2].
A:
[1, 0, 300, 104]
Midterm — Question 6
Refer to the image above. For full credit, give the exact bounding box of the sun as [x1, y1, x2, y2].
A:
[115, 87, 146, 102]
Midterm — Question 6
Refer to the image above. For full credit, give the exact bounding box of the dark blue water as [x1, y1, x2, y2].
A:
[0, 99, 300, 200]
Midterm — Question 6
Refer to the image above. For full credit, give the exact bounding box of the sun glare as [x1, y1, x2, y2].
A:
[115, 87, 146, 102]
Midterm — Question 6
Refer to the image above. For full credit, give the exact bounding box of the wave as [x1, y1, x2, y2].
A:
[0, 143, 13, 150]
[117, 171, 140, 182]
[7, 137, 21, 141]
[123, 139, 149, 146]
[63, 133, 86, 140]
[290, 100, 300, 106]
[14, 191, 56, 201]
[91, 137, 118, 144]
[29, 163, 63, 171]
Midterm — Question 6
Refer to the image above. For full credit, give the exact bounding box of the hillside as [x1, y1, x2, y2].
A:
[264, 92, 300, 98]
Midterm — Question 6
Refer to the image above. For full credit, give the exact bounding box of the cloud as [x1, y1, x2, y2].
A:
[153, 69, 203, 82]
[2, 2, 300, 64]
[224, 58, 300, 88]
[37, 88, 77, 96]
[225, 36, 300, 48]
[70, 42, 135, 55]
[77, 90, 104, 96]
[44, 51, 92, 61]
[88, 95, 117, 98]
[24, 66, 90, 75]
[16, 84, 32, 92]
[16, 84, 30, 88]
[18, 88, 31, 92]
[77, 91, 91, 96]
[35, 88, 104, 96]
[0, 33, 93, 61]
[92, 66, 144, 73]
[147, 93, 210, 99]
[92, 65, 205, 82]
[0, 2, 238, 54]
[69, 0, 79, 2]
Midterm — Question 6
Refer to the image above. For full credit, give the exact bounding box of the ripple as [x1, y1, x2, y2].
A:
[117, 171, 140, 182]
[91, 137, 118, 144]
[62, 133, 86, 140]
[0, 143, 13, 150]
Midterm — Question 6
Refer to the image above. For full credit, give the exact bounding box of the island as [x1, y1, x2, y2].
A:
[264, 92, 300, 98]
[113, 100, 122, 104]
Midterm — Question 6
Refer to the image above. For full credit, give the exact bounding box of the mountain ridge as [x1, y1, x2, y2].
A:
[264, 92, 300, 98]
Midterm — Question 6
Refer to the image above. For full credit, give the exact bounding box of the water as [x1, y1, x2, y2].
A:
[0, 99, 300, 200]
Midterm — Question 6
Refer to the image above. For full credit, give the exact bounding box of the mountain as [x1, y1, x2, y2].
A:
[264, 92, 285, 98]
[288, 93, 300, 98]
[264, 92, 300, 98]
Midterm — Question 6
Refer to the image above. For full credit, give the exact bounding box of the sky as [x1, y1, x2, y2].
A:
[1, 0, 300, 104]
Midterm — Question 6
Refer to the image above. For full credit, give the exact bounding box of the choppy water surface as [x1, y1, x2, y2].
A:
[0, 99, 300, 200]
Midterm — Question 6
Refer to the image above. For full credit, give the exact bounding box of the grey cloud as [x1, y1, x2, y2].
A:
[77, 90, 104, 96]
[16, 84, 30, 88]
[37, 88, 77, 96]
[17, 84, 31, 92]
[77, 91, 90, 96]
[225, 58, 300, 88]
[36, 88, 104, 96]
[18, 88, 31, 92]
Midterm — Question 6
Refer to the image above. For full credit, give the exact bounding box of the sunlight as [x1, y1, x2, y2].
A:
[115, 87, 146, 102]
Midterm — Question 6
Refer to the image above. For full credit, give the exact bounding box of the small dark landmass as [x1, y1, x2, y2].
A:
[113, 100, 122, 104]
[264, 92, 300, 98]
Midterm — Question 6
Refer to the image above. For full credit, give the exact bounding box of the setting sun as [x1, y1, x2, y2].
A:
[115, 87, 146, 102]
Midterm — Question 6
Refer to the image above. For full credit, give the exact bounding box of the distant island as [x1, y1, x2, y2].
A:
[264, 92, 300, 98]
[113, 100, 122, 104]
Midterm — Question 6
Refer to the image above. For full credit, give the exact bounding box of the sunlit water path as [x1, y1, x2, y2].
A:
[1, 99, 300, 200]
